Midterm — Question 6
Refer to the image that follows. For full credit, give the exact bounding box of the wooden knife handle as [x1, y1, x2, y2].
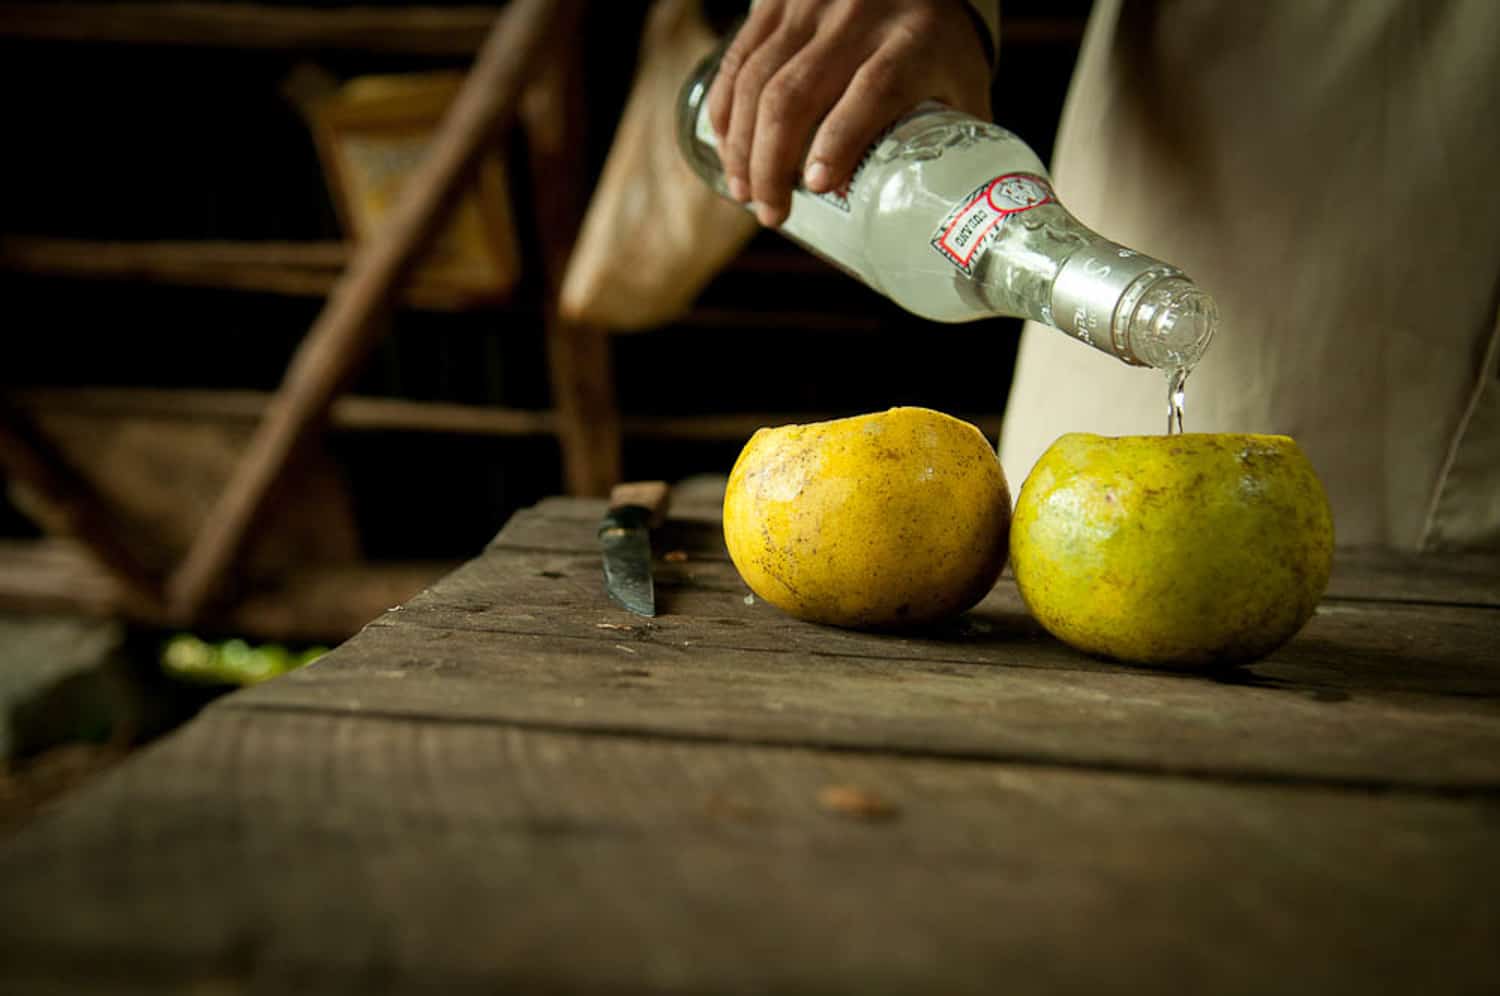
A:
[609, 480, 671, 528]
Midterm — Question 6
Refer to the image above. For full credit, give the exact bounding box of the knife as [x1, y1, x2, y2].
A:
[598, 480, 671, 616]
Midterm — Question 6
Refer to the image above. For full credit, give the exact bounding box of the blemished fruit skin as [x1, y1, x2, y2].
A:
[723, 407, 1011, 628]
[1010, 432, 1335, 668]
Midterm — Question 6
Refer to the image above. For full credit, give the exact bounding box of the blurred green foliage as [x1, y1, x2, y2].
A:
[161, 635, 329, 687]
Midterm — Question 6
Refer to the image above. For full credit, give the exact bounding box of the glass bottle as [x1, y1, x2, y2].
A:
[678, 49, 1217, 371]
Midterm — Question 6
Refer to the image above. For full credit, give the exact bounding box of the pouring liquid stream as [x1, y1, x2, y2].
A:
[1166, 367, 1188, 435]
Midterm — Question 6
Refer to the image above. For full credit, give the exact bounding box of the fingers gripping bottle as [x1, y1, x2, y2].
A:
[678, 49, 1217, 372]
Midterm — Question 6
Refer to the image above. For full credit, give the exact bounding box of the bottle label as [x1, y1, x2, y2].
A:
[930, 173, 1053, 275]
[813, 186, 851, 213]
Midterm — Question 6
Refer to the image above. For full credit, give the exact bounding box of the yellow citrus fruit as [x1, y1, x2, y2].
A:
[1010, 432, 1334, 667]
[723, 407, 1010, 628]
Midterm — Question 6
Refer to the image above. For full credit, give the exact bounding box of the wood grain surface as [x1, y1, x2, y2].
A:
[227, 549, 1500, 793]
[2, 709, 1496, 995]
[2, 496, 1497, 994]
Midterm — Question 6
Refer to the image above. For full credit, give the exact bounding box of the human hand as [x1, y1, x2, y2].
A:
[705, 0, 993, 227]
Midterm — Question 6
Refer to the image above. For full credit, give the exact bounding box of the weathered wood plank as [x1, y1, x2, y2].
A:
[494, 501, 1500, 607]
[355, 545, 1500, 700]
[492, 502, 730, 549]
[1, 710, 1494, 995]
[221, 500, 1500, 786]
[223, 560, 1500, 792]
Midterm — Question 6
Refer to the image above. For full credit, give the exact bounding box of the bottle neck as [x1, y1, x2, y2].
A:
[1049, 243, 1217, 370]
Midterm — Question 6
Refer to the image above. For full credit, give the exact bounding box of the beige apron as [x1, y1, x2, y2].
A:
[997, 0, 1500, 551]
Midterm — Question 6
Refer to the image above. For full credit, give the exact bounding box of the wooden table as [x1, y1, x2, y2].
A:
[3, 493, 1498, 994]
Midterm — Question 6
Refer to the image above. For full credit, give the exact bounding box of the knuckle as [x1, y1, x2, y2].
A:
[899, 6, 941, 38]
[813, 110, 852, 148]
[759, 72, 807, 117]
[855, 56, 903, 101]
[750, 145, 795, 188]
[810, 123, 859, 170]
[750, 133, 791, 177]
[718, 44, 746, 78]
[879, 13, 929, 63]
[733, 56, 771, 102]
[707, 79, 731, 122]
[721, 136, 748, 168]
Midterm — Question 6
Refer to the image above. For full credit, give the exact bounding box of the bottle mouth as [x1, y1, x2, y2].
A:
[1126, 277, 1218, 371]
[1049, 245, 1217, 370]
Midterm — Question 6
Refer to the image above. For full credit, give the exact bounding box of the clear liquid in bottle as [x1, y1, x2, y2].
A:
[678, 47, 1219, 373]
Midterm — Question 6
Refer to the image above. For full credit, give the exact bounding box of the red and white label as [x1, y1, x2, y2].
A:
[931, 173, 1053, 274]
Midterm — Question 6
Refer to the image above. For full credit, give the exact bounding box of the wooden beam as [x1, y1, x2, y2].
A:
[0, 238, 497, 312]
[0, 239, 902, 326]
[522, 24, 621, 497]
[325, 395, 557, 436]
[0, 3, 503, 55]
[544, 320, 620, 496]
[12, 388, 1004, 444]
[14, 388, 558, 437]
[0, 237, 349, 271]
[165, 0, 576, 623]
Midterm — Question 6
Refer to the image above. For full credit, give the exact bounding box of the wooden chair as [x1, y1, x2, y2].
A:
[0, 0, 608, 632]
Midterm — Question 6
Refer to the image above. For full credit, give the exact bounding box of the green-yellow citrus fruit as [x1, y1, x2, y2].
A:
[723, 407, 1010, 628]
[1011, 432, 1334, 667]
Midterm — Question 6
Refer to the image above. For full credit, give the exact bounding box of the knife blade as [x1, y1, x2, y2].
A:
[598, 481, 671, 616]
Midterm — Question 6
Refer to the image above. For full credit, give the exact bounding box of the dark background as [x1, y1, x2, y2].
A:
[0, 0, 1092, 563]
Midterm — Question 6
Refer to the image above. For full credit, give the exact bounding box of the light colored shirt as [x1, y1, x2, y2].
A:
[998, 0, 1500, 550]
